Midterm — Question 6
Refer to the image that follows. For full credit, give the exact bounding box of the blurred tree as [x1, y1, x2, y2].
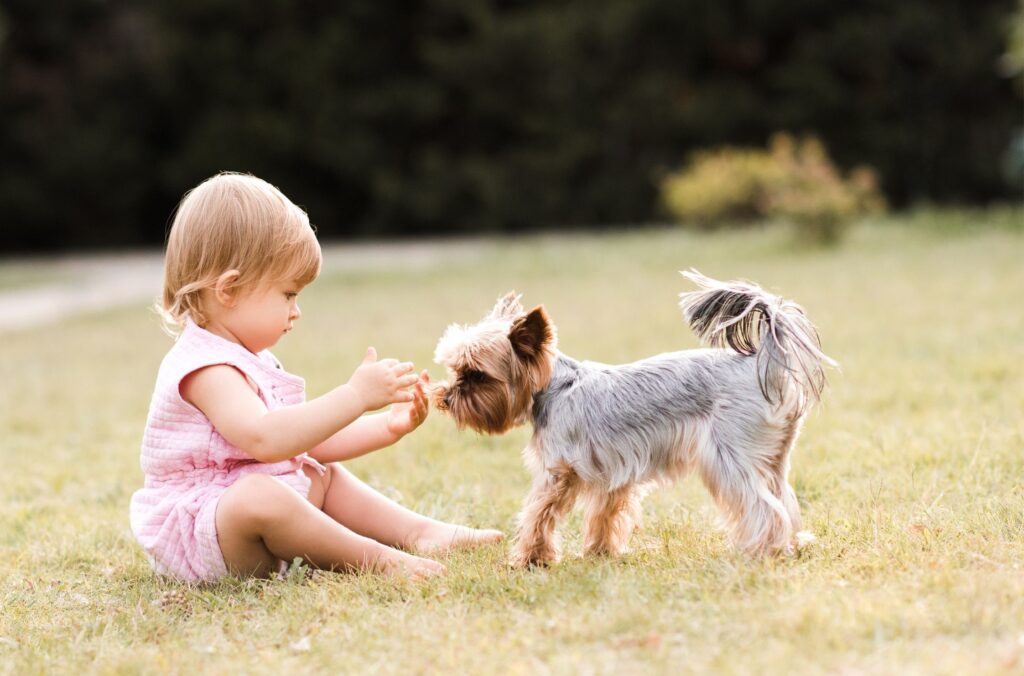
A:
[0, 0, 161, 249]
[146, 0, 450, 239]
[1001, 0, 1024, 93]
[1000, 0, 1024, 188]
[0, 0, 1018, 251]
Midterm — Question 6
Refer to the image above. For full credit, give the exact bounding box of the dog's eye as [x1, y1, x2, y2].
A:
[462, 370, 487, 384]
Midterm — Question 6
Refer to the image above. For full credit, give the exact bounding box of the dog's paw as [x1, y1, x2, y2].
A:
[794, 530, 816, 549]
[507, 558, 549, 570]
[508, 548, 558, 569]
[583, 543, 629, 558]
[780, 530, 817, 557]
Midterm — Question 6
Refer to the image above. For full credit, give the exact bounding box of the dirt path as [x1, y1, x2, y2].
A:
[0, 239, 486, 334]
[0, 252, 164, 332]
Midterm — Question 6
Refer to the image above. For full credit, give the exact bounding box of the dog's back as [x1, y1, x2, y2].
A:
[531, 348, 753, 489]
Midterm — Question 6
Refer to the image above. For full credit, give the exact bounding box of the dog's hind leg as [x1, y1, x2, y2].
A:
[698, 442, 794, 556]
[509, 464, 581, 568]
[773, 413, 814, 550]
[582, 483, 645, 557]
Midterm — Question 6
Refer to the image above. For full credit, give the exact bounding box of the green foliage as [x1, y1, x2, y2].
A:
[0, 1, 1018, 250]
[1001, 2, 1024, 188]
[661, 134, 886, 243]
[1003, 0, 1024, 91]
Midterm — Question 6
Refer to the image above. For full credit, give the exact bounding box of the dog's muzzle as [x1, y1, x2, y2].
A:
[428, 382, 452, 412]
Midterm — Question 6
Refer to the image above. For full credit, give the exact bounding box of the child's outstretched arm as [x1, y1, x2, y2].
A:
[182, 347, 418, 464]
[308, 370, 430, 463]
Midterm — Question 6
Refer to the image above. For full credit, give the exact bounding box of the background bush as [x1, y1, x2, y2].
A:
[661, 134, 886, 243]
[0, 0, 1019, 251]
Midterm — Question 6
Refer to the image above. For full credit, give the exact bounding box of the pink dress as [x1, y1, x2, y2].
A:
[129, 318, 325, 583]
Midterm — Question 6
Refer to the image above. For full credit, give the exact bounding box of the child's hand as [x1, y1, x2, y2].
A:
[386, 371, 430, 438]
[348, 347, 419, 411]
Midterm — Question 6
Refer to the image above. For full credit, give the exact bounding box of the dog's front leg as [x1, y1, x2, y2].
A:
[582, 484, 645, 557]
[509, 464, 580, 568]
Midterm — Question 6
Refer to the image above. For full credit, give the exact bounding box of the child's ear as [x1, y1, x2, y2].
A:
[213, 270, 242, 307]
[509, 305, 553, 360]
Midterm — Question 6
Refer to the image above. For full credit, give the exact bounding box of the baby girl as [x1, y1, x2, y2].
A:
[130, 172, 502, 583]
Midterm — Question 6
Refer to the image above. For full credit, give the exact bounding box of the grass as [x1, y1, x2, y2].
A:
[1, 210, 1022, 674]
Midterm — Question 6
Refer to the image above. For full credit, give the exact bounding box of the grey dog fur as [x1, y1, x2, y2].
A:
[434, 270, 835, 560]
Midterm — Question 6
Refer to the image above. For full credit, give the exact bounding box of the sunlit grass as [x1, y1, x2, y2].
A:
[1, 211, 1022, 674]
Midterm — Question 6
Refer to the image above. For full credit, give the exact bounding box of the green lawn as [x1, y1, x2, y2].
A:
[1, 211, 1022, 674]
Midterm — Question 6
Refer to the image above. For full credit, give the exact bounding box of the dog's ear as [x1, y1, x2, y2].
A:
[509, 305, 553, 359]
[488, 291, 524, 320]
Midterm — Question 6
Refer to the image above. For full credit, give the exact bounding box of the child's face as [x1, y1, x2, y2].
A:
[223, 279, 304, 353]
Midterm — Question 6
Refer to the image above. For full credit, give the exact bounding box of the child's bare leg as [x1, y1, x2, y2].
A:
[319, 463, 504, 555]
[215, 473, 443, 579]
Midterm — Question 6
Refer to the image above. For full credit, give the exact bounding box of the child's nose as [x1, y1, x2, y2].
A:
[291, 303, 301, 320]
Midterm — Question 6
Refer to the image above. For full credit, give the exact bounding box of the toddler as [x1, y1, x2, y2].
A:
[130, 172, 503, 583]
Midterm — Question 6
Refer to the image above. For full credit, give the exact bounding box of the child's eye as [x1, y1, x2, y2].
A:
[285, 292, 298, 300]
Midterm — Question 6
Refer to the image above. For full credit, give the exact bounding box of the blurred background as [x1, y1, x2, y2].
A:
[0, 0, 1021, 253]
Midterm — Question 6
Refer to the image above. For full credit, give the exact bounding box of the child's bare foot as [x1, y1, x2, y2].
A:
[377, 551, 446, 580]
[409, 523, 505, 555]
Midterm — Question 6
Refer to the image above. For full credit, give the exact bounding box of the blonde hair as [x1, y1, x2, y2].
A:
[160, 172, 322, 332]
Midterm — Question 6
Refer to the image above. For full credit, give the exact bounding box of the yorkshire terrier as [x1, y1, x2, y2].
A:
[431, 271, 835, 567]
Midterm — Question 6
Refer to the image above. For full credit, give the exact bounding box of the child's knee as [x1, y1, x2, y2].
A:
[219, 474, 298, 530]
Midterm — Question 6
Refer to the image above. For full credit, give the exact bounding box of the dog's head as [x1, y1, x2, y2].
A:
[431, 292, 556, 434]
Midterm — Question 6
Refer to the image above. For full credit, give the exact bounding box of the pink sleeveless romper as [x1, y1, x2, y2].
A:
[129, 318, 325, 583]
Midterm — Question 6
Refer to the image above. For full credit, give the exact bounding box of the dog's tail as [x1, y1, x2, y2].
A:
[678, 269, 837, 411]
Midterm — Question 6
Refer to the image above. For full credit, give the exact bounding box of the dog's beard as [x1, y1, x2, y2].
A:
[432, 379, 521, 434]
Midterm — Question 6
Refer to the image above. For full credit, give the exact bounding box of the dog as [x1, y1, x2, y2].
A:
[431, 271, 835, 567]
